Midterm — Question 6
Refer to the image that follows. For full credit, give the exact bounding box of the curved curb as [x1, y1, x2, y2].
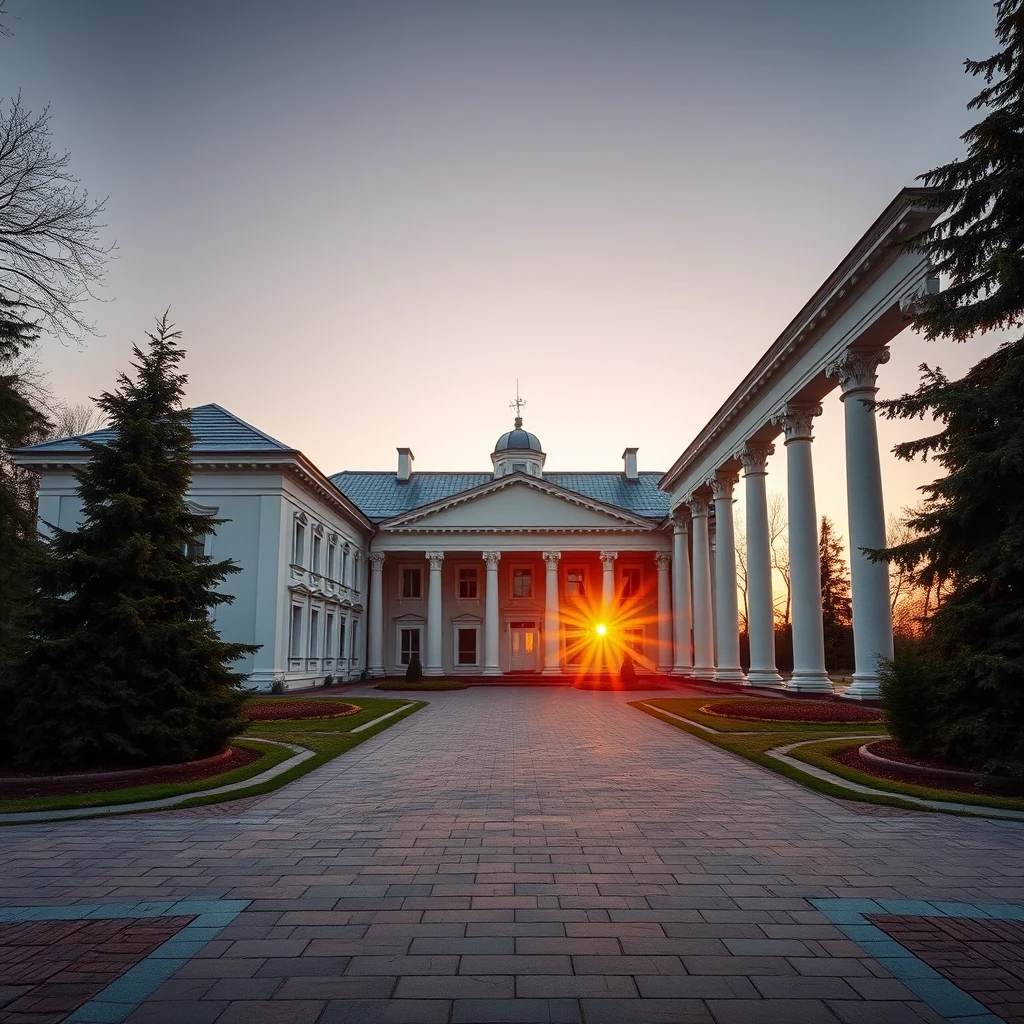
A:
[0, 737, 314, 825]
[859, 741, 1022, 789]
[766, 736, 1024, 822]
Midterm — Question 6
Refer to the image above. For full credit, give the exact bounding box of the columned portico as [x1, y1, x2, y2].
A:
[654, 552, 673, 672]
[367, 551, 386, 677]
[670, 512, 693, 676]
[482, 551, 502, 676]
[828, 348, 894, 699]
[542, 551, 562, 674]
[424, 551, 444, 676]
[739, 444, 784, 687]
[688, 495, 716, 679]
[710, 470, 745, 684]
[775, 403, 832, 692]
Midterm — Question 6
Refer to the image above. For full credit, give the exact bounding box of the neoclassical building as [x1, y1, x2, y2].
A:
[15, 187, 939, 699]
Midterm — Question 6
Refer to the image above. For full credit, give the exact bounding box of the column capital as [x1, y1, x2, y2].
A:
[542, 550, 562, 569]
[482, 550, 501, 569]
[772, 402, 823, 444]
[670, 509, 690, 534]
[687, 494, 711, 519]
[826, 347, 890, 398]
[737, 442, 775, 477]
[368, 551, 386, 571]
[708, 469, 739, 501]
[654, 551, 671, 571]
[599, 550, 619, 568]
[425, 550, 445, 570]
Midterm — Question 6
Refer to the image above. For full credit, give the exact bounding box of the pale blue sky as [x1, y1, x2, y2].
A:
[2, 0, 1005, 537]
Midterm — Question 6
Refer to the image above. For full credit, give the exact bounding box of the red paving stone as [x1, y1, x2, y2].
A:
[0, 916, 193, 1023]
[869, 914, 1024, 1022]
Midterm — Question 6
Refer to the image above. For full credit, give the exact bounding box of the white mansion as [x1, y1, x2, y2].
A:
[15, 188, 940, 700]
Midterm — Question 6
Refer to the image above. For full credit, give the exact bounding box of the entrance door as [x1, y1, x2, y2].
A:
[509, 622, 538, 671]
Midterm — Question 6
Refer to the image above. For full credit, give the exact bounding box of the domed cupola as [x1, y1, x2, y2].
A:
[492, 387, 546, 480]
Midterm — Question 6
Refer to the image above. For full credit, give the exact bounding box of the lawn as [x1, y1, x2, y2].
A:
[0, 697, 424, 817]
[631, 697, 1024, 817]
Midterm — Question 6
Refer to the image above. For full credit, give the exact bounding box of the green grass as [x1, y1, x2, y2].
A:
[375, 680, 469, 691]
[0, 697, 425, 817]
[631, 698, 1024, 817]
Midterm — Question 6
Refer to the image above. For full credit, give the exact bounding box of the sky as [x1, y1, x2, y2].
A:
[1, 0, 1008, 547]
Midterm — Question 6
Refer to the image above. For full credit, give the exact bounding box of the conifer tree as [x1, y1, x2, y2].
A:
[8, 314, 256, 770]
[874, 0, 1024, 773]
[818, 516, 852, 673]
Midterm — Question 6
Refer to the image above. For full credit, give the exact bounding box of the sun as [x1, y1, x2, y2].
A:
[595, 623, 607, 637]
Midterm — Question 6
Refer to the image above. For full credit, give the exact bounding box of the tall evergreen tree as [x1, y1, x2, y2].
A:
[874, 0, 1024, 773]
[819, 516, 853, 673]
[8, 314, 256, 770]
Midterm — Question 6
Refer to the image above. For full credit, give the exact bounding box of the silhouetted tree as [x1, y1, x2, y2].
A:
[819, 516, 853, 672]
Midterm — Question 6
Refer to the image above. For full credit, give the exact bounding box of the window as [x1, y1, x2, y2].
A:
[624, 628, 644, 656]
[311, 534, 322, 574]
[351, 620, 359, 661]
[620, 566, 641, 600]
[512, 568, 533, 598]
[400, 627, 421, 666]
[456, 627, 478, 666]
[326, 611, 335, 658]
[565, 627, 588, 666]
[353, 554, 360, 591]
[341, 547, 349, 586]
[289, 605, 303, 658]
[327, 540, 336, 580]
[338, 616, 347, 660]
[458, 566, 478, 599]
[293, 521, 306, 565]
[512, 461, 527, 473]
[309, 608, 320, 658]
[566, 568, 586, 599]
[185, 535, 207, 560]
[401, 566, 422, 599]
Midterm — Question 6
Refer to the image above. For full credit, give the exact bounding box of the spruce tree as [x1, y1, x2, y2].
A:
[819, 516, 853, 673]
[9, 314, 256, 770]
[874, 0, 1024, 773]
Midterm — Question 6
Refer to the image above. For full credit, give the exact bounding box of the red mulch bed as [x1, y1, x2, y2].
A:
[246, 698, 360, 722]
[700, 698, 883, 724]
[832, 742, 1024, 798]
[0, 746, 262, 800]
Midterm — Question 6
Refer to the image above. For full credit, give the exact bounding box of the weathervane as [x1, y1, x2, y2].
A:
[509, 380, 526, 427]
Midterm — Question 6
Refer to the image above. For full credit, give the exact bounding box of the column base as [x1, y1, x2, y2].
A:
[657, 663, 674, 675]
[691, 665, 717, 681]
[482, 666, 503, 677]
[367, 668, 386, 679]
[670, 665, 694, 678]
[840, 675, 880, 700]
[714, 667, 747, 685]
[423, 667, 443, 678]
[787, 672, 834, 693]
[745, 669, 785, 688]
[541, 665, 562, 676]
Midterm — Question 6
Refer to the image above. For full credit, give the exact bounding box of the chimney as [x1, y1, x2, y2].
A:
[397, 447, 414, 482]
[622, 447, 638, 481]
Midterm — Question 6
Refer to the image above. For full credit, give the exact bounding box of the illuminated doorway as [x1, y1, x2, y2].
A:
[509, 621, 538, 671]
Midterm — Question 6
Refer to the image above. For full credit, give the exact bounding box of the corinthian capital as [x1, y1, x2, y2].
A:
[670, 509, 690, 534]
[737, 443, 774, 476]
[599, 550, 619, 569]
[654, 551, 671, 571]
[687, 494, 711, 519]
[826, 347, 890, 397]
[771, 403, 822, 444]
[425, 550, 445, 571]
[482, 551, 501, 569]
[708, 470, 739, 501]
[542, 551, 561, 569]
[368, 552, 386, 571]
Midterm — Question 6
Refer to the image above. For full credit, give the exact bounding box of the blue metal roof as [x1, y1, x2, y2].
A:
[15, 404, 293, 456]
[330, 471, 670, 523]
[494, 428, 543, 452]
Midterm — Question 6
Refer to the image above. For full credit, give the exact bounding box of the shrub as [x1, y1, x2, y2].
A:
[878, 643, 940, 757]
[620, 654, 638, 687]
[405, 653, 424, 683]
[323, 674, 334, 687]
[270, 679, 286, 695]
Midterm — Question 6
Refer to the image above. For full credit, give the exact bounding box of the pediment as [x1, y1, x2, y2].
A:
[380, 476, 655, 532]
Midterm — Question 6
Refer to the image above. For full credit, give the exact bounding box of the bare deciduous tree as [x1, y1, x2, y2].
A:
[767, 491, 791, 626]
[734, 523, 749, 632]
[46, 401, 105, 439]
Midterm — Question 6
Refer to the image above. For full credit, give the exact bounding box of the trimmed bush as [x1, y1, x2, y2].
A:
[405, 652, 424, 683]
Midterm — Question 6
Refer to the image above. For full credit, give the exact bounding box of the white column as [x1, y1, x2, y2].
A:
[367, 551, 386, 677]
[542, 551, 562, 675]
[739, 444, 784, 687]
[600, 551, 618, 615]
[483, 551, 502, 675]
[654, 552, 673, 673]
[424, 551, 444, 677]
[709, 532, 718, 666]
[828, 348, 894, 700]
[774, 403, 832, 692]
[688, 495, 716, 679]
[710, 469, 745, 684]
[671, 512, 693, 676]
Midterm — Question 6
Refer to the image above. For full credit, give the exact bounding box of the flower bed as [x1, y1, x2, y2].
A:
[700, 698, 883, 724]
[246, 698, 361, 722]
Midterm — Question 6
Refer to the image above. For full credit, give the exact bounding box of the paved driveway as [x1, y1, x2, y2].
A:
[2, 686, 1022, 1023]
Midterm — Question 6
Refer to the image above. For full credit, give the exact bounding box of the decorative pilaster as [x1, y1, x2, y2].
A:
[772, 402, 832, 692]
[424, 551, 444, 677]
[599, 551, 618, 613]
[827, 348, 894, 699]
[687, 495, 716, 679]
[738, 444, 784, 687]
[654, 551, 673, 673]
[367, 551, 386, 677]
[670, 512, 693, 676]
[482, 551, 502, 676]
[709, 470, 745, 684]
[542, 551, 562, 675]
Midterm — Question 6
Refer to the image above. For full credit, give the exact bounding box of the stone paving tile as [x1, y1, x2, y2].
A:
[2, 686, 1023, 1023]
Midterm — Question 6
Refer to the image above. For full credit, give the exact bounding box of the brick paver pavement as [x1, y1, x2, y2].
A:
[1, 686, 1022, 1024]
